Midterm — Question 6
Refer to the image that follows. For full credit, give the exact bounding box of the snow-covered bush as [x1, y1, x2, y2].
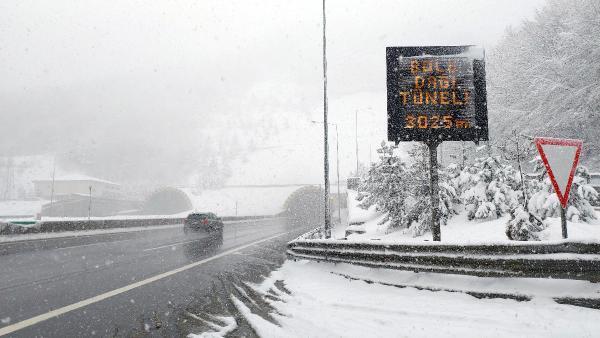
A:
[505, 206, 546, 241]
[568, 166, 598, 222]
[528, 161, 598, 223]
[461, 156, 519, 220]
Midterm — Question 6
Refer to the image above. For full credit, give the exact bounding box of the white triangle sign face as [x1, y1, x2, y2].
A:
[535, 137, 583, 208]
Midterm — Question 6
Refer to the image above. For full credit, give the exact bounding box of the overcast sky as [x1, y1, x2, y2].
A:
[0, 0, 547, 186]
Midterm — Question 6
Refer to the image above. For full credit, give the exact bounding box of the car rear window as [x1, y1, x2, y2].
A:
[187, 214, 208, 220]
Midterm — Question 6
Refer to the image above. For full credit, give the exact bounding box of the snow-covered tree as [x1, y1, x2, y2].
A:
[357, 142, 409, 228]
[357, 142, 460, 235]
[461, 156, 520, 220]
[488, 0, 600, 166]
[405, 144, 459, 236]
[528, 156, 598, 223]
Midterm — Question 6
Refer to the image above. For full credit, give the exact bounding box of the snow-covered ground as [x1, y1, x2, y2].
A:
[219, 260, 600, 338]
[346, 212, 600, 244]
[342, 190, 600, 243]
[346, 190, 379, 225]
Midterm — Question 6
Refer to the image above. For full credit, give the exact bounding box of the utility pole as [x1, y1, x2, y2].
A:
[50, 157, 56, 215]
[3, 157, 14, 200]
[321, 0, 331, 238]
[88, 185, 92, 223]
[334, 123, 341, 224]
[355, 110, 359, 175]
[312, 120, 340, 227]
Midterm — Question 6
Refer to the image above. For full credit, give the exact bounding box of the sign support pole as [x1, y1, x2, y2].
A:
[560, 205, 568, 239]
[428, 140, 441, 241]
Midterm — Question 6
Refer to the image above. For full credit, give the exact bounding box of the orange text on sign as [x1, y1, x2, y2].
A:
[404, 114, 471, 129]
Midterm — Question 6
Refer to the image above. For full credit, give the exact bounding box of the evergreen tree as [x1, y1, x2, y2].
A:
[488, 0, 600, 166]
[357, 142, 408, 228]
[405, 144, 459, 236]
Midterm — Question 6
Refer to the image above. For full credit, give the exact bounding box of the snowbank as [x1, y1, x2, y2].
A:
[346, 190, 380, 225]
[227, 260, 600, 338]
[346, 211, 600, 244]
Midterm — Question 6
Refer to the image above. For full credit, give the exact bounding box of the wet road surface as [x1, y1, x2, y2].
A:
[0, 218, 311, 337]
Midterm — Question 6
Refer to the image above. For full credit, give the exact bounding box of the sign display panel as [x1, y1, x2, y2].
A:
[387, 46, 488, 143]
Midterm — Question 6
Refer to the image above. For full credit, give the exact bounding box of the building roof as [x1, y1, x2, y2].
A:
[33, 174, 120, 186]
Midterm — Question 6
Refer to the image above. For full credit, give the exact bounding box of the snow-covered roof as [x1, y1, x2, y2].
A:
[0, 200, 47, 217]
[33, 174, 120, 186]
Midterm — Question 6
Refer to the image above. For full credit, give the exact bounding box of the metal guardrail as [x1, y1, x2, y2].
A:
[287, 231, 600, 282]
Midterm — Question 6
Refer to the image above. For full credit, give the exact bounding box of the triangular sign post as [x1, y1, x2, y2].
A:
[535, 137, 583, 239]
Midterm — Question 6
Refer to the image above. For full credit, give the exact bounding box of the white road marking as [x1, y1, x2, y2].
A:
[52, 238, 136, 251]
[0, 230, 293, 336]
[0, 224, 183, 245]
[142, 238, 207, 252]
[223, 217, 285, 224]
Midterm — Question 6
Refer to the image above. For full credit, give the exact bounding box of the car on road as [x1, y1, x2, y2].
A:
[183, 212, 224, 244]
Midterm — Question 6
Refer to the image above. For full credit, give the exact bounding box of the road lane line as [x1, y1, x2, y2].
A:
[0, 224, 183, 246]
[0, 229, 295, 336]
[53, 238, 136, 251]
[142, 238, 207, 252]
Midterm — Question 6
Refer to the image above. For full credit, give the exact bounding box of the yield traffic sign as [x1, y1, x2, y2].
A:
[535, 137, 583, 208]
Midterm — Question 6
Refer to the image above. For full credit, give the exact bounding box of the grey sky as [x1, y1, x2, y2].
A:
[0, 0, 547, 186]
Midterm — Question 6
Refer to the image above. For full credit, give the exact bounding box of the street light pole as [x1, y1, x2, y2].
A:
[312, 120, 340, 231]
[321, 0, 331, 238]
[88, 185, 92, 223]
[355, 110, 359, 175]
[334, 124, 341, 224]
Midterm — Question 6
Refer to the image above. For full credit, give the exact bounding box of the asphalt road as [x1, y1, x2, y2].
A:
[0, 218, 311, 337]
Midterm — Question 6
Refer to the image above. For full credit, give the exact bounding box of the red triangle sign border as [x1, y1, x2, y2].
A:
[534, 137, 583, 209]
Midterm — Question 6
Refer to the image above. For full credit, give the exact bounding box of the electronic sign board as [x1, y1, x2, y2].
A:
[387, 46, 488, 143]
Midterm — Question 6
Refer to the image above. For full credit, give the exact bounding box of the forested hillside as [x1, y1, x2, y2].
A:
[487, 0, 600, 167]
